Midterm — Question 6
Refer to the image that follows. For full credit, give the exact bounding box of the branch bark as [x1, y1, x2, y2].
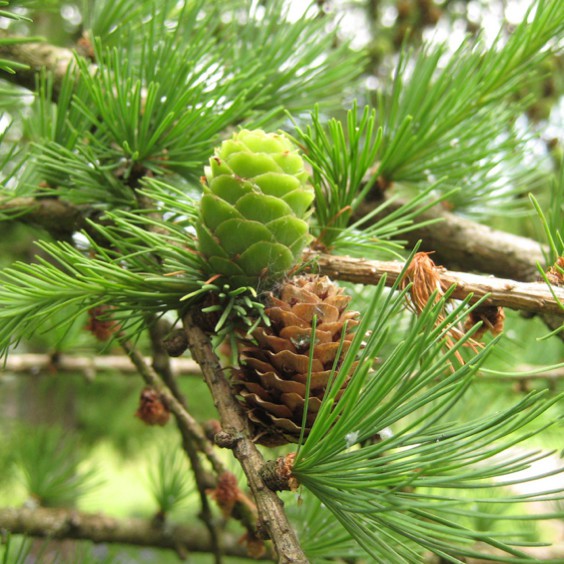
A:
[355, 198, 548, 282]
[0, 197, 87, 237]
[182, 311, 308, 564]
[307, 251, 564, 318]
[0, 506, 262, 560]
[0, 32, 76, 98]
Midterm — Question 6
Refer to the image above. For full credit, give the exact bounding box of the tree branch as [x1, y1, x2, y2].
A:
[118, 337, 226, 477]
[0, 197, 87, 237]
[357, 196, 548, 282]
[182, 311, 308, 564]
[144, 319, 222, 564]
[0, 506, 263, 560]
[307, 251, 564, 318]
[0, 32, 76, 97]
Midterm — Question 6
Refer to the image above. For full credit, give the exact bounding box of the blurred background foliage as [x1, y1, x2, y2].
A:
[0, 0, 562, 562]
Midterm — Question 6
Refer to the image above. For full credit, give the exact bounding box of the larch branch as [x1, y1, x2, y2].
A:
[0, 197, 86, 236]
[307, 251, 564, 318]
[182, 311, 308, 564]
[0, 32, 76, 98]
[0, 34, 554, 286]
[354, 198, 547, 281]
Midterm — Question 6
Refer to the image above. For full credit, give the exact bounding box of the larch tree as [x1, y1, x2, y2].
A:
[0, 1, 563, 563]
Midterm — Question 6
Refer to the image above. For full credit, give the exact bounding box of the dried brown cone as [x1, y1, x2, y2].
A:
[135, 387, 170, 426]
[85, 305, 119, 341]
[546, 256, 564, 286]
[207, 472, 241, 518]
[232, 274, 359, 446]
[401, 252, 481, 365]
[207, 471, 257, 519]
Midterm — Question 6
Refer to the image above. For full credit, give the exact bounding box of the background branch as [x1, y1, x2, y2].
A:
[0, 353, 200, 378]
[0, 32, 75, 97]
[0, 506, 262, 560]
[117, 336, 263, 557]
[356, 198, 548, 281]
[0, 197, 87, 237]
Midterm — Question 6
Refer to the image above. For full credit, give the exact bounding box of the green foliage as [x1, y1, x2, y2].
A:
[0, 124, 26, 197]
[292, 275, 564, 562]
[0, 0, 563, 562]
[530, 159, 564, 324]
[0, 535, 31, 564]
[80, 0, 146, 42]
[15, 426, 99, 507]
[147, 446, 194, 516]
[216, 2, 365, 118]
[10, 0, 363, 210]
[185, 282, 270, 340]
[375, 0, 564, 214]
[0, 179, 207, 355]
[293, 103, 383, 248]
[0, 1, 38, 75]
[531, 158, 564, 265]
[290, 492, 372, 562]
[294, 104, 452, 256]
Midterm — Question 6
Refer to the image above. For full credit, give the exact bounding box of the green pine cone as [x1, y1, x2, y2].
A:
[197, 129, 314, 289]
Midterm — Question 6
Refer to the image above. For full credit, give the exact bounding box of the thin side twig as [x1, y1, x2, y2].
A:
[182, 311, 308, 564]
[145, 319, 222, 564]
[119, 333, 264, 558]
[118, 337, 226, 477]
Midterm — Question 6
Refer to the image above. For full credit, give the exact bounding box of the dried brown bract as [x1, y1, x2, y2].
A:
[464, 305, 505, 340]
[546, 256, 564, 286]
[239, 530, 267, 559]
[401, 252, 444, 314]
[401, 252, 480, 364]
[260, 452, 299, 492]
